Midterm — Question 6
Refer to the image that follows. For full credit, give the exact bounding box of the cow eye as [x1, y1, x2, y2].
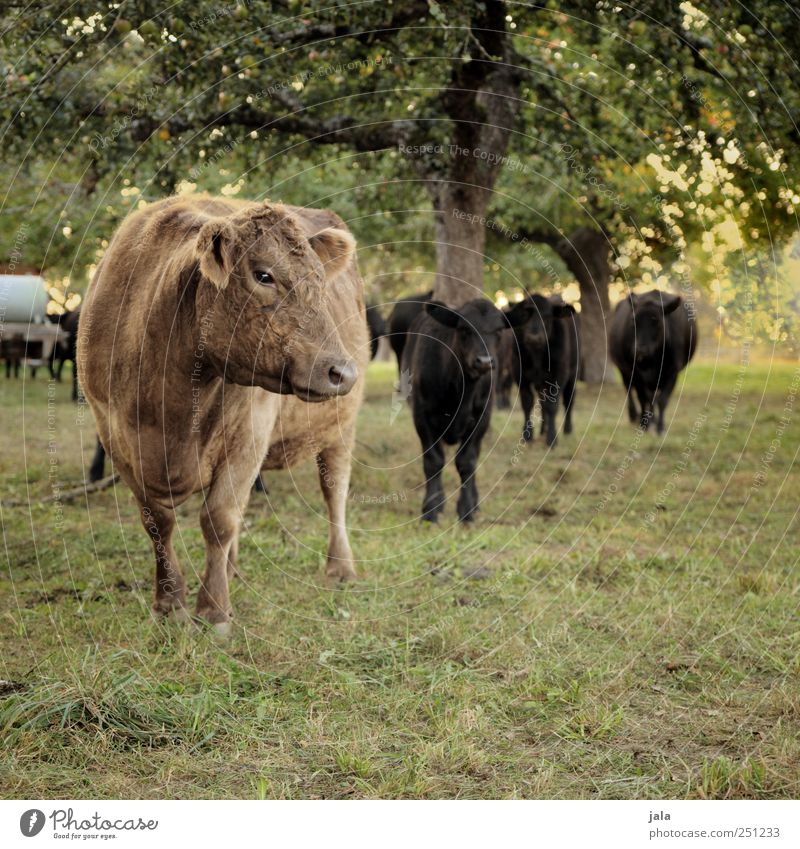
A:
[254, 269, 275, 287]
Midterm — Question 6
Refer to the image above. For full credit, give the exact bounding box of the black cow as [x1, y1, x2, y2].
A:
[366, 304, 386, 360]
[495, 329, 515, 409]
[88, 437, 107, 482]
[2, 337, 42, 379]
[609, 289, 697, 433]
[387, 290, 432, 371]
[504, 294, 580, 447]
[404, 298, 533, 523]
[49, 307, 81, 401]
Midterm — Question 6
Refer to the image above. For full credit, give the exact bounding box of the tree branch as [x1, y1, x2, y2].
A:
[268, 0, 428, 48]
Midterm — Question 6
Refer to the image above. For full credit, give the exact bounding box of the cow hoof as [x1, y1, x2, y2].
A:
[150, 606, 199, 635]
[195, 605, 233, 629]
[151, 600, 189, 622]
[421, 513, 439, 523]
[326, 563, 358, 583]
[170, 605, 193, 625]
[211, 620, 232, 639]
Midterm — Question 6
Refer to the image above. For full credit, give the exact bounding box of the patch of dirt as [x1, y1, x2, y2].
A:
[0, 680, 25, 698]
[114, 579, 148, 593]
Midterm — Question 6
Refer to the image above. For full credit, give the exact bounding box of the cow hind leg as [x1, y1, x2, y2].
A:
[543, 403, 558, 446]
[140, 503, 187, 620]
[317, 441, 358, 582]
[563, 379, 576, 434]
[88, 437, 106, 482]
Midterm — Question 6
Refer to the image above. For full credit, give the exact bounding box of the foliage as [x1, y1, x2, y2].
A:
[1, 1, 799, 340]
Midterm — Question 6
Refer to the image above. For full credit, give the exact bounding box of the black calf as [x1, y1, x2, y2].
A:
[404, 298, 533, 522]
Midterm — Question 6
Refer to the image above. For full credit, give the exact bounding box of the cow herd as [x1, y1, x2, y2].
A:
[376, 286, 695, 529]
[26, 194, 695, 632]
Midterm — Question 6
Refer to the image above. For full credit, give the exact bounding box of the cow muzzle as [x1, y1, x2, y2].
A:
[471, 355, 495, 375]
[292, 356, 359, 402]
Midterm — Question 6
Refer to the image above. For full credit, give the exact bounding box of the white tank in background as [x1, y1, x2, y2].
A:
[0, 274, 49, 323]
[0, 275, 63, 371]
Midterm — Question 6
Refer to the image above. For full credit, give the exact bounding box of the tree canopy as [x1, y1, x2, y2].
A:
[3, 1, 799, 376]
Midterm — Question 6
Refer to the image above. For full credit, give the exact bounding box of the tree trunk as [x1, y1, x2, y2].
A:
[424, 0, 519, 308]
[429, 183, 490, 306]
[556, 227, 612, 384]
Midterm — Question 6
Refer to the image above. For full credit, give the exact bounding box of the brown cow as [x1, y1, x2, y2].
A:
[78, 195, 367, 634]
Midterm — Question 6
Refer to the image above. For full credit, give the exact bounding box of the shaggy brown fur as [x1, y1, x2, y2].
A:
[78, 195, 368, 632]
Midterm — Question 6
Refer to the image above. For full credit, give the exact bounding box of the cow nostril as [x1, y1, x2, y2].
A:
[329, 361, 357, 388]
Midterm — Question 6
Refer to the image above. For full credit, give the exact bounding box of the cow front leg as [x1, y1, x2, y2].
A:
[541, 385, 559, 447]
[520, 383, 535, 442]
[196, 465, 255, 634]
[227, 535, 239, 580]
[544, 406, 558, 446]
[317, 440, 358, 582]
[455, 437, 481, 523]
[628, 392, 639, 424]
[655, 375, 677, 434]
[421, 437, 446, 522]
[619, 369, 638, 422]
[635, 382, 653, 431]
[140, 503, 187, 620]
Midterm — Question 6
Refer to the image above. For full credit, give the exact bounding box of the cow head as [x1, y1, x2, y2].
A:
[625, 290, 682, 363]
[426, 298, 532, 379]
[195, 202, 358, 401]
[504, 293, 575, 353]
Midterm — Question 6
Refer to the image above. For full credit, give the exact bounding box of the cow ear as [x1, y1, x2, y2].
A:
[197, 220, 236, 290]
[661, 294, 682, 315]
[552, 303, 576, 318]
[309, 227, 356, 279]
[504, 300, 534, 328]
[426, 300, 461, 328]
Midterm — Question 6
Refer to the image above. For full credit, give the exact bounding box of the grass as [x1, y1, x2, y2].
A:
[1, 356, 799, 799]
